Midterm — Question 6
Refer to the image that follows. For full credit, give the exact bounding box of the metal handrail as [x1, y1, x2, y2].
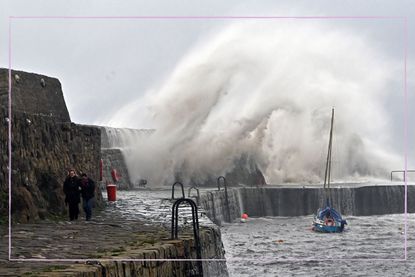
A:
[217, 176, 231, 222]
[171, 198, 203, 276]
[206, 191, 216, 223]
[171, 181, 185, 200]
[188, 186, 200, 205]
[217, 176, 225, 191]
[390, 170, 415, 181]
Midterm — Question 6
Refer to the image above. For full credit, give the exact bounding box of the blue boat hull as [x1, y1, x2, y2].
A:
[312, 222, 344, 233]
[312, 206, 347, 233]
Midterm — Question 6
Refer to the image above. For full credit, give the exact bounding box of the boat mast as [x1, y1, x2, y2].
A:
[323, 108, 334, 206]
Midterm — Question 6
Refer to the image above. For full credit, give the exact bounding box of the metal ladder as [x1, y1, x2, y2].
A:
[171, 181, 185, 200]
[171, 198, 203, 276]
[188, 185, 200, 205]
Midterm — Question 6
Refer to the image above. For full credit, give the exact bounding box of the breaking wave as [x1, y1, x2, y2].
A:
[108, 20, 401, 186]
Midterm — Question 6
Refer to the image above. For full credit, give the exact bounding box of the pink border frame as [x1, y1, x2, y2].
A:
[7, 15, 408, 263]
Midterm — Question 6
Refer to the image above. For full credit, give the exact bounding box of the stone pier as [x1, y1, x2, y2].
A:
[0, 191, 228, 276]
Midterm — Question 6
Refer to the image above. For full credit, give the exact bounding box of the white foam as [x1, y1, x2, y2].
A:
[108, 21, 401, 186]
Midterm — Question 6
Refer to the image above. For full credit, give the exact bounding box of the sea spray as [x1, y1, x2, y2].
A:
[108, 21, 401, 186]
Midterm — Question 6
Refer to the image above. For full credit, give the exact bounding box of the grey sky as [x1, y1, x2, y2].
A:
[1, 0, 414, 168]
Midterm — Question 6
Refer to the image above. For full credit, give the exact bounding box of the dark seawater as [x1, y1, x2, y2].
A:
[222, 215, 415, 276]
[107, 190, 415, 276]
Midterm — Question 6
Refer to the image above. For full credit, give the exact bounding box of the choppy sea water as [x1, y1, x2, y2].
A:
[106, 190, 415, 276]
[221, 215, 415, 276]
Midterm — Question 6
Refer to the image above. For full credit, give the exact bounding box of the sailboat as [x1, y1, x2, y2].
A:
[312, 108, 347, 233]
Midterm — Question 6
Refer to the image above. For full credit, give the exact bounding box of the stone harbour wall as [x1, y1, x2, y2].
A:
[198, 185, 415, 224]
[0, 68, 71, 122]
[101, 148, 132, 190]
[38, 227, 228, 277]
[199, 189, 242, 225]
[0, 68, 105, 223]
[99, 126, 155, 189]
[0, 106, 103, 223]
[239, 185, 415, 216]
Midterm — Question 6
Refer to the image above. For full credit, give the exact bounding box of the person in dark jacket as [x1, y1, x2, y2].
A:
[79, 173, 95, 221]
[63, 169, 81, 221]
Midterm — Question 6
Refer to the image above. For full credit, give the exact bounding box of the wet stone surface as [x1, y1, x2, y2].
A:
[0, 189, 218, 276]
[104, 189, 216, 227]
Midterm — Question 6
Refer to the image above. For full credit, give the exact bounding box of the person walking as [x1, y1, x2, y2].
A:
[79, 173, 95, 221]
[63, 169, 81, 221]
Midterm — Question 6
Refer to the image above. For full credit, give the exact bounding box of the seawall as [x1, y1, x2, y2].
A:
[199, 185, 415, 224]
[199, 189, 242, 226]
[0, 68, 104, 223]
[65, 228, 227, 277]
[240, 185, 414, 216]
[101, 148, 132, 189]
[98, 126, 155, 189]
[0, 107, 104, 223]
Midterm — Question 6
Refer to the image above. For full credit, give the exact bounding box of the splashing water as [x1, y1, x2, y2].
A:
[108, 21, 401, 186]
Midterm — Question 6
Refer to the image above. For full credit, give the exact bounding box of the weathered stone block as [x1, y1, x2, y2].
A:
[0, 68, 70, 122]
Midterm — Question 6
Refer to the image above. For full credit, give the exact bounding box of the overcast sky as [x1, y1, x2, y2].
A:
[1, 0, 414, 168]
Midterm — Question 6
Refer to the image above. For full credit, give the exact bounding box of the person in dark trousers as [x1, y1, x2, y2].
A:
[79, 173, 95, 221]
[63, 169, 80, 221]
